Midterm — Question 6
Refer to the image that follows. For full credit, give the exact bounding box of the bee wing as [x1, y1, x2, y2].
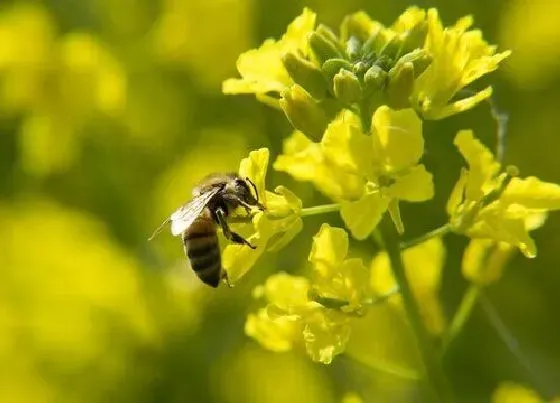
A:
[169, 187, 221, 236]
[148, 187, 221, 241]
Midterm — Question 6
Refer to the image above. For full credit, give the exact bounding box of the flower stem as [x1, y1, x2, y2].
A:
[400, 224, 452, 250]
[300, 203, 340, 217]
[441, 285, 481, 354]
[379, 218, 453, 402]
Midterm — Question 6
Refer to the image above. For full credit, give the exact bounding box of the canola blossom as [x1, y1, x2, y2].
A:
[221, 5, 560, 403]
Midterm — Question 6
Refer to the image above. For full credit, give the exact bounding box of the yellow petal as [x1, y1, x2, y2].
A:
[262, 273, 310, 311]
[423, 86, 493, 120]
[387, 164, 434, 202]
[501, 176, 560, 210]
[245, 308, 301, 352]
[239, 148, 269, 204]
[469, 204, 538, 258]
[492, 382, 542, 403]
[321, 110, 373, 177]
[454, 130, 500, 202]
[308, 224, 349, 271]
[462, 239, 515, 285]
[341, 185, 389, 240]
[371, 106, 424, 172]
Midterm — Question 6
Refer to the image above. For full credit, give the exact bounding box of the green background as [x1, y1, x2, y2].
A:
[1, 0, 558, 401]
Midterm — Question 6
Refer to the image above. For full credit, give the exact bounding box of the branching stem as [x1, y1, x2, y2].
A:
[379, 218, 453, 403]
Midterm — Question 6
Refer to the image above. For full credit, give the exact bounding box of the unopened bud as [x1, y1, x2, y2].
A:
[399, 21, 428, 56]
[378, 35, 403, 62]
[282, 52, 328, 99]
[386, 61, 415, 109]
[333, 69, 362, 104]
[280, 85, 329, 141]
[363, 65, 387, 95]
[322, 58, 354, 82]
[397, 49, 432, 78]
[309, 31, 343, 66]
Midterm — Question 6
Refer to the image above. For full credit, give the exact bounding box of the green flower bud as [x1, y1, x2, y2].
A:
[322, 58, 354, 82]
[280, 85, 329, 141]
[397, 49, 432, 78]
[378, 35, 403, 63]
[346, 36, 361, 61]
[315, 24, 346, 54]
[333, 69, 362, 105]
[399, 21, 428, 56]
[282, 52, 329, 99]
[386, 61, 415, 109]
[363, 65, 387, 95]
[309, 31, 343, 66]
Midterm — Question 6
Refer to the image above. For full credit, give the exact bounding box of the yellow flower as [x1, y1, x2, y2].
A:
[222, 8, 316, 106]
[276, 106, 433, 238]
[273, 130, 364, 201]
[413, 9, 511, 119]
[222, 148, 303, 284]
[245, 273, 351, 364]
[370, 238, 446, 335]
[492, 382, 559, 403]
[308, 224, 371, 313]
[448, 130, 560, 257]
[333, 106, 433, 238]
[462, 212, 546, 285]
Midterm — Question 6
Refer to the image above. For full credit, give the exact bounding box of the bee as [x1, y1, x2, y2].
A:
[149, 173, 264, 288]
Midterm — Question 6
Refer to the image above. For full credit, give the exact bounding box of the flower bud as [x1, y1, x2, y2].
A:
[346, 36, 361, 60]
[315, 24, 345, 54]
[363, 65, 387, 95]
[309, 31, 343, 66]
[282, 52, 328, 99]
[378, 35, 403, 62]
[333, 69, 362, 105]
[280, 85, 329, 141]
[397, 49, 432, 78]
[386, 61, 415, 109]
[399, 21, 428, 56]
[322, 58, 354, 82]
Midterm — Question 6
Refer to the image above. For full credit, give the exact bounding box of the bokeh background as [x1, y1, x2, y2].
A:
[1, 0, 559, 402]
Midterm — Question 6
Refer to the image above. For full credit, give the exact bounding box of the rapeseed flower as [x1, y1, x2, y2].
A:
[222, 148, 303, 284]
[447, 130, 560, 257]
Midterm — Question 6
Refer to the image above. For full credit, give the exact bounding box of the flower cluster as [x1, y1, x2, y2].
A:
[221, 9, 560, 399]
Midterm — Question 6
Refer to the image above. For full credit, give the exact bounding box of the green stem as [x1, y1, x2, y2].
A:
[379, 218, 453, 402]
[300, 203, 340, 217]
[441, 285, 481, 354]
[400, 224, 452, 250]
[342, 353, 422, 381]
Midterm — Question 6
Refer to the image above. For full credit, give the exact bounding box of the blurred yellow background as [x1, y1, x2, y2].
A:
[1, 0, 559, 402]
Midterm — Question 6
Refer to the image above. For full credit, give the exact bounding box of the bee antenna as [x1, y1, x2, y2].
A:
[246, 177, 259, 202]
[148, 217, 170, 241]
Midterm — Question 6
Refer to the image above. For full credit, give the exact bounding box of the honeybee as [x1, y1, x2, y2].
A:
[149, 173, 264, 288]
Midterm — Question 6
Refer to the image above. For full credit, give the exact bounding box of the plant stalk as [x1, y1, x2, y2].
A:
[380, 218, 453, 402]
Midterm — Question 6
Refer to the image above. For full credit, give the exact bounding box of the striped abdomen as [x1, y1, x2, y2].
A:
[182, 212, 222, 288]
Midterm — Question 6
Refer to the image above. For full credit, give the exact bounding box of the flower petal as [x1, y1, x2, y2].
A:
[454, 130, 500, 202]
[302, 309, 351, 364]
[239, 148, 269, 204]
[341, 184, 389, 240]
[387, 164, 434, 202]
[371, 106, 424, 172]
[245, 308, 301, 352]
[308, 224, 349, 274]
[501, 176, 560, 210]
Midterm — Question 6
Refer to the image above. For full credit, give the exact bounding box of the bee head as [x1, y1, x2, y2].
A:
[229, 176, 265, 211]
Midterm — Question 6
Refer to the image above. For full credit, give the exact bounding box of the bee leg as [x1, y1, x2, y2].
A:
[216, 208, 256, 249]
[221, 270, 234, 288]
